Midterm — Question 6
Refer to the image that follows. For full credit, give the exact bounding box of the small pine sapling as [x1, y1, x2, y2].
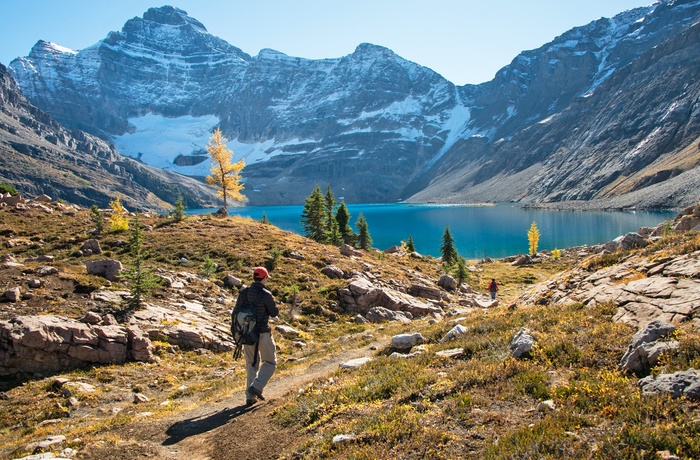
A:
[90, 205, 104, 236]
[122, 214, 161, 312]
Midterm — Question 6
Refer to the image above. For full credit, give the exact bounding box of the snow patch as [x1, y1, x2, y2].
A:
[47, 43, 77, 55]
[112, 113, 289, 176]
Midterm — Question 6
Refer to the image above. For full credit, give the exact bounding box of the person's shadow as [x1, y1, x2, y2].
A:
[163, 403, 259, 445]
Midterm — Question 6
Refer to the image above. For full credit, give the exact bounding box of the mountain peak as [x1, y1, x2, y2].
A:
[353, 43, 394, 56]
[142, 5, 206, 31]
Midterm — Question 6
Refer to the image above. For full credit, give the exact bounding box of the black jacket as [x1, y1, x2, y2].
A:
[233, 282, 279, 333]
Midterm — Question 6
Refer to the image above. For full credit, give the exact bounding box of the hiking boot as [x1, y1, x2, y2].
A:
[245, 399, 255, 406]
[248, 385, 265, 400]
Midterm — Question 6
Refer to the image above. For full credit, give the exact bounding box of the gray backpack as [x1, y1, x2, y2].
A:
[231, 290, 259, 360]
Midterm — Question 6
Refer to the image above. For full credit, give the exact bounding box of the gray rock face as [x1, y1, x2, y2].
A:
[604, 232, 649, 252]
[8, 3, 700, 208]
[365, 307, 412, 324]
[519, 216, 700, 329]
[619, 320, 678, 376]
[321, 265, 346, 280]
[85, 259, 123, 281]
[339, 277, 443, 319]
[391, 333, 426, 351]
[510, 328, 535, 359]
[638, 369, 700, 399]
[437, 275, 457, 291]
[0, 315, 154, 376]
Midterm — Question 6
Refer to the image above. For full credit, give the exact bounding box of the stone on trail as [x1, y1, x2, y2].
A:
[340, 357, 372, 369]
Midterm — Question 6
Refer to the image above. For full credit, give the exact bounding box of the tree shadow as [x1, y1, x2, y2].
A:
[163, 403, 259, 445]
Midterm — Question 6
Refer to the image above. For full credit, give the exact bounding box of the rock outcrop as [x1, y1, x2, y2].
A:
[619, 320, 678, 376]
[0, 315, 154, 376]
[339, 277, 443, 320]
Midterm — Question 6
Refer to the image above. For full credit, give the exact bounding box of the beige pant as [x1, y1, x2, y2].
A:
[244, 332, 277, 398]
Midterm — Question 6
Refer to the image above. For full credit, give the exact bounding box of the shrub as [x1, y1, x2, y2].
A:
[199, 256, 217, 278]
[0, 182, 18, 195]
[266, 246, 282, 271]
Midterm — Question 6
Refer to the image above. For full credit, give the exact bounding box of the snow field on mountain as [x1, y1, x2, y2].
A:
[112, 113, 302, 176]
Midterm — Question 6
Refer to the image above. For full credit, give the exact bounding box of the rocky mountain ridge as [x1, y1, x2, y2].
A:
[0, 63, 219, 211]
[7, 1, 700, 207]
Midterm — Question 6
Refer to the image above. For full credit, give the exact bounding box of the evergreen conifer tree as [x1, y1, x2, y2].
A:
[336, 201, 354, 244]
[323, 185, 343, 245]
[356, 213, 372, 250]
[90, 205, 104, 235]
[122, 214, 161, 312]
[171, 195, 185, 222]
[405, 235, 416, 253]
[301, 185, 327, 242]
[454, 256, 469, 286]
[440, 226, 458, 266]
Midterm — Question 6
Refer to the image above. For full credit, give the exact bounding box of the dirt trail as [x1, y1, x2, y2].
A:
[82, 339, 389, 460]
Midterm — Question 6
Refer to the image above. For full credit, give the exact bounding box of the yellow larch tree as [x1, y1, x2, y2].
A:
[205, 128, 245, 213]
[528, 221, 540, 256]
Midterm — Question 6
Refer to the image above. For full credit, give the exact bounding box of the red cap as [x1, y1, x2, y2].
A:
[253, 267, 269, 280]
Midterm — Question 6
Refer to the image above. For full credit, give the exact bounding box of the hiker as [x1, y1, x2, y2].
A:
[233, 266, 279, 405]
[488, 278, 498, 300]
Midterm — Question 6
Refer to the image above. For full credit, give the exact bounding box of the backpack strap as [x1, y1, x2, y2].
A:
[247, 286, 262, 368]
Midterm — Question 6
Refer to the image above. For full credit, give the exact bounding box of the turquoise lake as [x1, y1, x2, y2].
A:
[188, 203, 676, 259]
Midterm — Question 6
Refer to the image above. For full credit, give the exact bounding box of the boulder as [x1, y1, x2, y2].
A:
[340, 244, 362, 257]
[619, 320, 677, 375]
[127, 326, 155, 362]
[321, 265, 345, 279]
[512, 254, 532, 266]
[132, 305, 234, 352]
[354, 314, 369, 324]
[340, 357, 372, 369]
[384, 245, 403, 254]
[510, 327, 535, 359]
[3, 194, 22, 206]
[674, 215, 700, 232]
[391, 332, 425, 351]
[366, 307, 412, 324]
[26, 279, 42, 289]
[440, 324, 468, 344]
[4, 287, 21, 302]
[604, 232, 648, 252]
[339, 278, 442, 319]
[275, 325, 301, 339]
[408, 283, 443, 301]
[81, 239, 103, 255]
[222, 274, 242, 288]
[35, 266, 58, 276]
[86, 259, 123, 281]
[435, 348, 464, 358]
[437, 274, 457, 291]
[34, 194, 52, 203]
[638, 369, 700, 399]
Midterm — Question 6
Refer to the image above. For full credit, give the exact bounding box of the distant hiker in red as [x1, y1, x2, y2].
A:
[488, 278, 498, 300]
[233, 267, 279, 406]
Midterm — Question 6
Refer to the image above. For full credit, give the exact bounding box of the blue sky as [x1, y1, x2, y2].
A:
[1, 0, 654, 85]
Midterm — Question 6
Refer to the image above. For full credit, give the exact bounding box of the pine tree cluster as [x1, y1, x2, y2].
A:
[301, 185, 372, 249]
